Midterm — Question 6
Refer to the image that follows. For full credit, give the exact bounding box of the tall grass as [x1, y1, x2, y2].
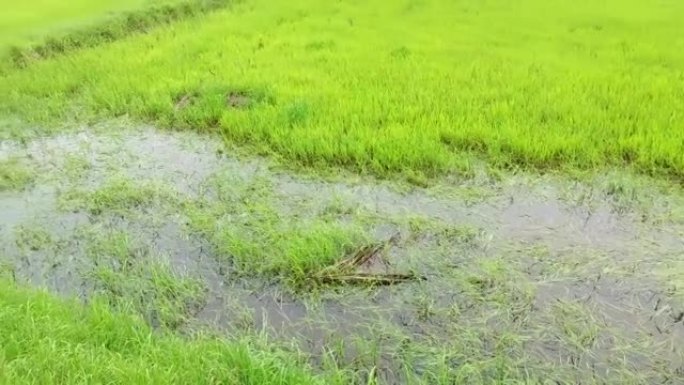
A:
[1, 0, 682, 180]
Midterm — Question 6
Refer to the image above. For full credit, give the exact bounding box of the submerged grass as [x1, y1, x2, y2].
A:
[1, 128, 683, 384]
[0, 157, 34, 192]
[0, 280, 322, 385]
[59, 176, 173, 215]
[84, 229, 206, 329]
[14, 225, 55, 252]
[182, 175, 365, 286]
[55, 171, 366, 287]
[1, 0, 684, 180]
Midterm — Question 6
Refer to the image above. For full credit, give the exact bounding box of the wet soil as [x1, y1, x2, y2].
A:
[1, 127, 683, 384]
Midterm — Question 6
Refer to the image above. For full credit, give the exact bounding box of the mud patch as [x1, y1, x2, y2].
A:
[226, 91, 252, 109]
[174, 93, 197, 111]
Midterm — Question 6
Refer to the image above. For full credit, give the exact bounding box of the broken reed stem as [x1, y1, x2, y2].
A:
[312, 233, 422, 286]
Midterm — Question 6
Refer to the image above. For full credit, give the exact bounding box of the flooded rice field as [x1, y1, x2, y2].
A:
[1, 127, 683, 384]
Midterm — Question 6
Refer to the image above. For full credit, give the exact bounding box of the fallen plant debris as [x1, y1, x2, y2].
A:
[312, 233, 423, 286]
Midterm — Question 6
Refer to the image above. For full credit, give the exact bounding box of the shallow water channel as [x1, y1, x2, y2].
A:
[1, 128, 683, 384]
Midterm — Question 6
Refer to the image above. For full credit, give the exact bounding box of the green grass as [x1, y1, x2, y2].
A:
[183, 174, 365, 285]
[3, 0, 234, 69]
[57, 172, 365, 286]
[1, 0, 684, 180]
[1, 127, 682, 383]
[59, 176, 173, 215]
[0, 280, 321, 385]
[0, 0, 156, 47]
[84, 229, 206, 329]
[1, 1, 684, 384]
[14, 225, 55, 252]
[0, 157, 34, 191]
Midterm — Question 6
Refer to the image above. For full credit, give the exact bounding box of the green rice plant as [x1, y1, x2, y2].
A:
[0, 0, 153, 47]
[14, 225, 54, 252]
[1, 0, 683, 180]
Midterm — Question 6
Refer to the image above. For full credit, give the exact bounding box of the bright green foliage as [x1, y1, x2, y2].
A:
[0, 280, 321, 385]
[2, 0, 684, 179]
[4, 0, 233, 68]
[85, 230, 206, 329]
[0, 0, 154, 47]
[0, 1, 683, 382]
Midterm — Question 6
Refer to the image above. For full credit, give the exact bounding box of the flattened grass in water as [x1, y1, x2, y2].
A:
[56, 172, 365, 286]
[183, 175, 365, 285]
[59, 176, 173, 215]
[0, 280, 321, 385]
[2, 0, 684, 180]
[0, 157, 34, 192]
[85, 229, 206, 329]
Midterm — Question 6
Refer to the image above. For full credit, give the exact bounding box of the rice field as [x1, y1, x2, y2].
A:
[0, 0, 166, 47]
[1, 1, 683, 384]
[3, 0, 684, 180]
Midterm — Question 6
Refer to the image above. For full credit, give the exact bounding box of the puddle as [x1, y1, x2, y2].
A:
[277, 175, 681, 257]
[1, 127, 683, 383]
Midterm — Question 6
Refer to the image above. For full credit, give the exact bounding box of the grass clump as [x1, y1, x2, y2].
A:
[85, 229, 205, 329]
[0, 279, 321, 385]
[185, 195, 363, 286]
[14, 225, 55, 252]
[60, 176, 172, 215]
[182, 175, 365, 285]
[62, 154, 92, 180]
[0, 157, 34, 192]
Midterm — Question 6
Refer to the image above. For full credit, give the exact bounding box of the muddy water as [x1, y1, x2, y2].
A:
[1, 128, 683, 383]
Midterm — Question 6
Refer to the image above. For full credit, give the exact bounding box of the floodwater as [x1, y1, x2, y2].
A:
[1, 128, 683, 383]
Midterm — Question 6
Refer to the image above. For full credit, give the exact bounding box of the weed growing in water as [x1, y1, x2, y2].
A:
[183, 190, 365, 286]
[1, 129, 683, 383]
[62, 154, 92, 181]
[14, 225, 55, 252]
[0, 157, 34, 191]
[59, 176, 174, 215]
[85, 229, 206, 329]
